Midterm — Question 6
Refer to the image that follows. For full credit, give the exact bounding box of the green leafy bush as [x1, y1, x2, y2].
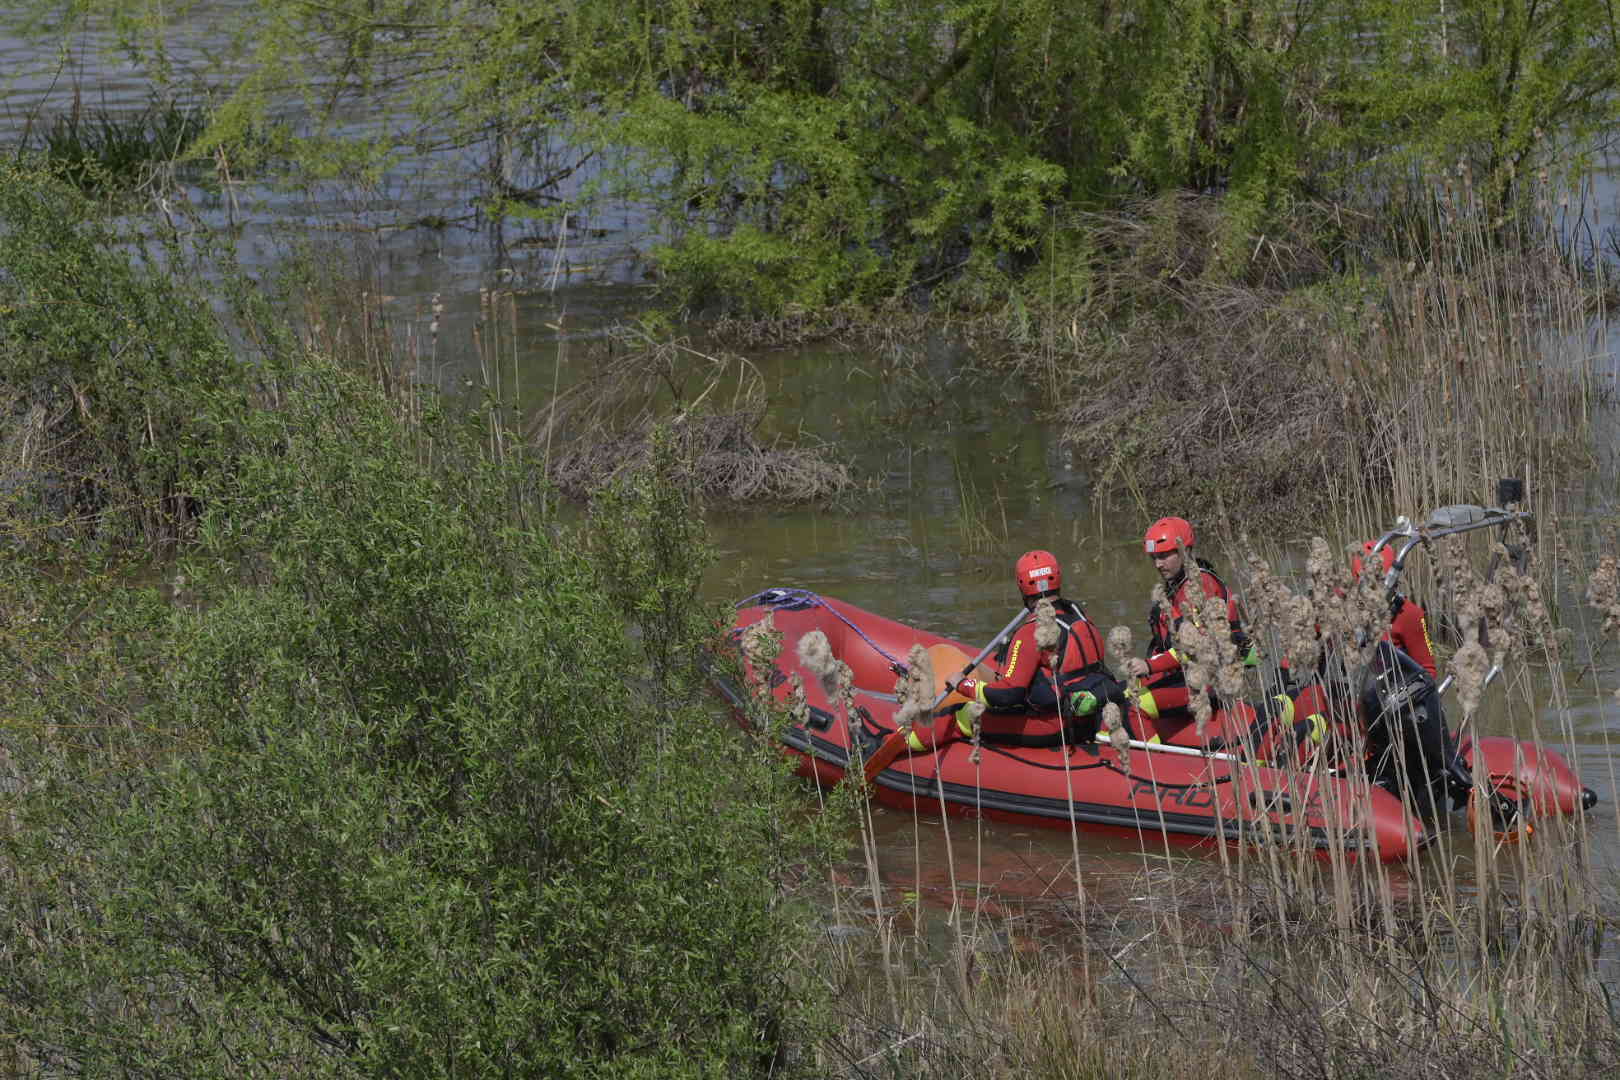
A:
[0, 160, 251, 545]
[0, 353, 845, 1075]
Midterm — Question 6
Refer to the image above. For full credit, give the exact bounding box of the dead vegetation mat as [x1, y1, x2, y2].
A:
[541, 408, 852, 504]
[527, 332, 853, 504]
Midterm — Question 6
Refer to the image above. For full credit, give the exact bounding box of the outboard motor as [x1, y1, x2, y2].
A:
[1360, 641, 1455, 823]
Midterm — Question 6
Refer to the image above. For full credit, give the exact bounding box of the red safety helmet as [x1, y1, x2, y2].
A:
[1143, 516, 1195, 555]
[1015, 549, 1062, 598]
[1350, 540, 1397, 579]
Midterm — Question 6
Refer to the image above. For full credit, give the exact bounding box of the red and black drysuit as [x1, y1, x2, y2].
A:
[1386, 595, 1437, 679]
[1288, 591, 1440, 772]
[911, 599, 1122, 751]
[1130, 560, 1298, 753]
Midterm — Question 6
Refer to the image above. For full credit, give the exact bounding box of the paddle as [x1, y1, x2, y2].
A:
[859, 608, 1027, 784]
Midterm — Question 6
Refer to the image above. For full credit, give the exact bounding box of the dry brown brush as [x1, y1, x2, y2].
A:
[1018, 187, 1609, 528]
[527, 330, 854, 503]
[805, 527, 1614, 1080]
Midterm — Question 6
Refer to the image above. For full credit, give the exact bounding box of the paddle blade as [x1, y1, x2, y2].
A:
[861, 730, 910, 785]
[926, 643, 991, 707]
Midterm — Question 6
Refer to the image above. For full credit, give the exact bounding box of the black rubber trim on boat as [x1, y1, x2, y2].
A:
[710, 673, 747, 711]
[786, 727, 1394, 854]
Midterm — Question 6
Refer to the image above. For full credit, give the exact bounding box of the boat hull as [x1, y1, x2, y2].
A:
[722, 591, 1434, 863]
[1460, 734, 1595, 816]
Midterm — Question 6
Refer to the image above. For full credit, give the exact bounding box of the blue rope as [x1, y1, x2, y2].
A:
[737, 587, 910, 674]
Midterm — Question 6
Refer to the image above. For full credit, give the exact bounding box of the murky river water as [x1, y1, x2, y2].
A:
[7, 18, 1620, 931]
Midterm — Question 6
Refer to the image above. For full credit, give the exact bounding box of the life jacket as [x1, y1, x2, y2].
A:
[1146, 558, 1232, 656]
[1023, 600, 1125, 743]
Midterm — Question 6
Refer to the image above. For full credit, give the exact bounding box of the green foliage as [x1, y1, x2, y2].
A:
[587, 426, 717, 728]
[653, 226, 860, 314]
[17, 98, 209, 192]
[22, 0, 1616, 311]
[1319, 0, 1620, 209]
[0, 357, 847, 1076]
[0, 160, 251, 544]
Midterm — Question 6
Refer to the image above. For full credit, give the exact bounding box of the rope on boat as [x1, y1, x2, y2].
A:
[737, 587, 910, 675]
[973, 741, 1236, 792]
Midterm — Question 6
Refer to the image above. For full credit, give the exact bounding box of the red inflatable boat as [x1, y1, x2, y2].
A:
[718, 589, 1594, 864]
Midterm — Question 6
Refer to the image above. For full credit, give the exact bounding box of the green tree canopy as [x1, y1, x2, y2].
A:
[15, 0, 1616, 311]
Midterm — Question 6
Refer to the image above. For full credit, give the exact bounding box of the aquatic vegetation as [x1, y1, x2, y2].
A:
[0, 161, 253, 547]
[526, 328, 854, 503]
[1041, 186, 1610, 527]
[15, 97, 206, 193]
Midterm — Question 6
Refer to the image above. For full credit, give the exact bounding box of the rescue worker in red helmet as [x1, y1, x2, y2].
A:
[1351, 541, 1438, 679]
[1126, 517, 1275, 748]
[1289, 539, 1441, 750]
[907, 550, 1123, 752]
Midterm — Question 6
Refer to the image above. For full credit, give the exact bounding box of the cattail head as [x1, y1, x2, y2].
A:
[1192, 685, 1214, 741]
[1174, 617, 1216, 689]
[1451, 637, 1491, 720]
[796, 630, 840, 697]
[1313, 536, 1384, 669]
[836, 662, 856, 716]
[893, 643, 937, 732]
[1106, 625, 1134, 668]
[1180, 542, 1205, 605]
[963, 700, 986, 764]
[1034, 597, 1059, 650]
[1197, 593, 1245, 700]
[740, 613, 782, 669]
[786, 671, 809, 726]
[1103, 703, 1129, 772]
[1494, 541, 1556, 654]
[1242, 548, 1316, 670]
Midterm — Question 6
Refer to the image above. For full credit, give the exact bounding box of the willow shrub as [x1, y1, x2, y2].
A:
[0, 159, 252, 546]
[0, 361, 846, 1077]
[32, 0, 1615, 315]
